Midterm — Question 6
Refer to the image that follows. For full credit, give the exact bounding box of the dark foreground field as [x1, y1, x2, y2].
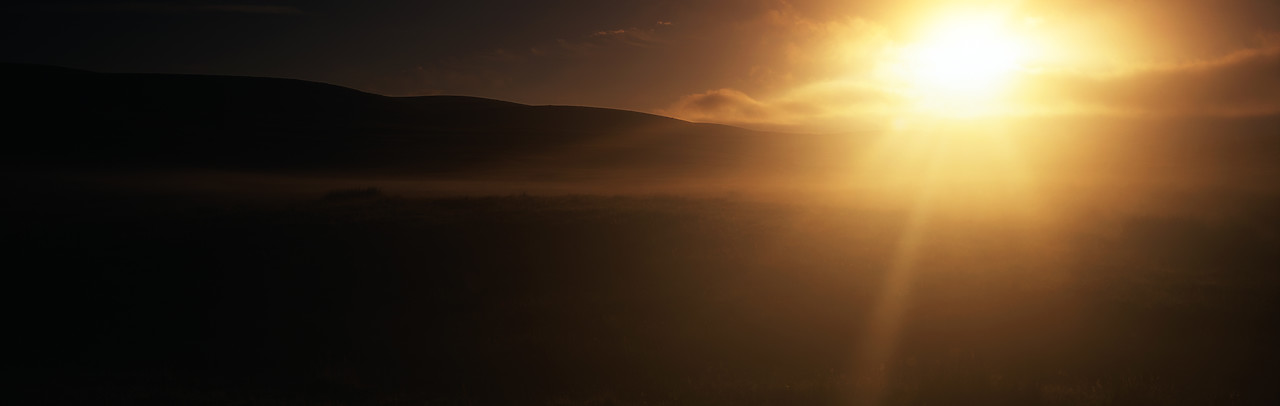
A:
[5, 64, 1279, 405]
[6, 179, 1279, 405]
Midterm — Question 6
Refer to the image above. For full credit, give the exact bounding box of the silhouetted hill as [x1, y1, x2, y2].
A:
[5, 65, 1280, 406]
[7, 63, 1280, 196]
[3, 63, 806, 177]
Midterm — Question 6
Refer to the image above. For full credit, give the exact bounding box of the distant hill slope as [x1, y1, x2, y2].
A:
[2, 63, 839, 178]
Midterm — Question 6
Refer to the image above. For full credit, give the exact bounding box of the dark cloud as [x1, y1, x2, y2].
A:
[54, 3, 303, 15]
[585, 27, 664, 48]
[371, 21, 676, 99]
[189, 5, 302, 14]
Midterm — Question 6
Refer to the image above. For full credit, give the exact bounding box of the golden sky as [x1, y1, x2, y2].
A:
[643, 0, 1280, 131]
[6, 0, 1280, 132]
[346, 0, 1280, 132]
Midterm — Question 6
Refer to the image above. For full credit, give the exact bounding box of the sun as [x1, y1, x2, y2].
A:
[895, 13, 1031, 112]
[908, 17, 1024, 91]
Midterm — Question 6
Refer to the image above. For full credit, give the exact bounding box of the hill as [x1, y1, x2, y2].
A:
[1, 64, 855, 182]
[5, 63, 1280, 204]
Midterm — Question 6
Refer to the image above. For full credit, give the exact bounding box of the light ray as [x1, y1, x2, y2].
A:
[851, 128, 946, 405]
[847, 117, 1057, 404]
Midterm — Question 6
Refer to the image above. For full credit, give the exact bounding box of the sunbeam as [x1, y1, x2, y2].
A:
[851, 131, 944, 404]
[848, 117, 1058, 404]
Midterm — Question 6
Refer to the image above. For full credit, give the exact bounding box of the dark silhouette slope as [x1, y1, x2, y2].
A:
[3, 64, 828, 178]
[9, 63, 1279, 194]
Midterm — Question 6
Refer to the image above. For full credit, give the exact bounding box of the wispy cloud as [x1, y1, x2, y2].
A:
[559, 23, 669, 52]
[658, 82, 905, 132]
[658, 89, 774, 124]
[1014, 43, 1280, 116]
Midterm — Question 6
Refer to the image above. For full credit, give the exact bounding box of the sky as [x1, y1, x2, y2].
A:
[4, 0, 1280, 132]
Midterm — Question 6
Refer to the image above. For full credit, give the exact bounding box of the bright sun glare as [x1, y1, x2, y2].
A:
[897, 14, 1030, 112]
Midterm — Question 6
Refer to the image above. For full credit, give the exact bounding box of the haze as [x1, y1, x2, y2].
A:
[4, 1, 1280, 405]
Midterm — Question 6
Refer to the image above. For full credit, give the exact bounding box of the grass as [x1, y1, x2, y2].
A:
[4, 185, 1279, 405]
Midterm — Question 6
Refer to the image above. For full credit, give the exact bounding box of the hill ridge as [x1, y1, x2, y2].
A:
[0, 63, 783, 177]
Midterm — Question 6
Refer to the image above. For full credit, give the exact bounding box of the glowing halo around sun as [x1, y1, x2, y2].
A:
[887, 12, 1035, 115]
[908, 19, 1024, 91]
